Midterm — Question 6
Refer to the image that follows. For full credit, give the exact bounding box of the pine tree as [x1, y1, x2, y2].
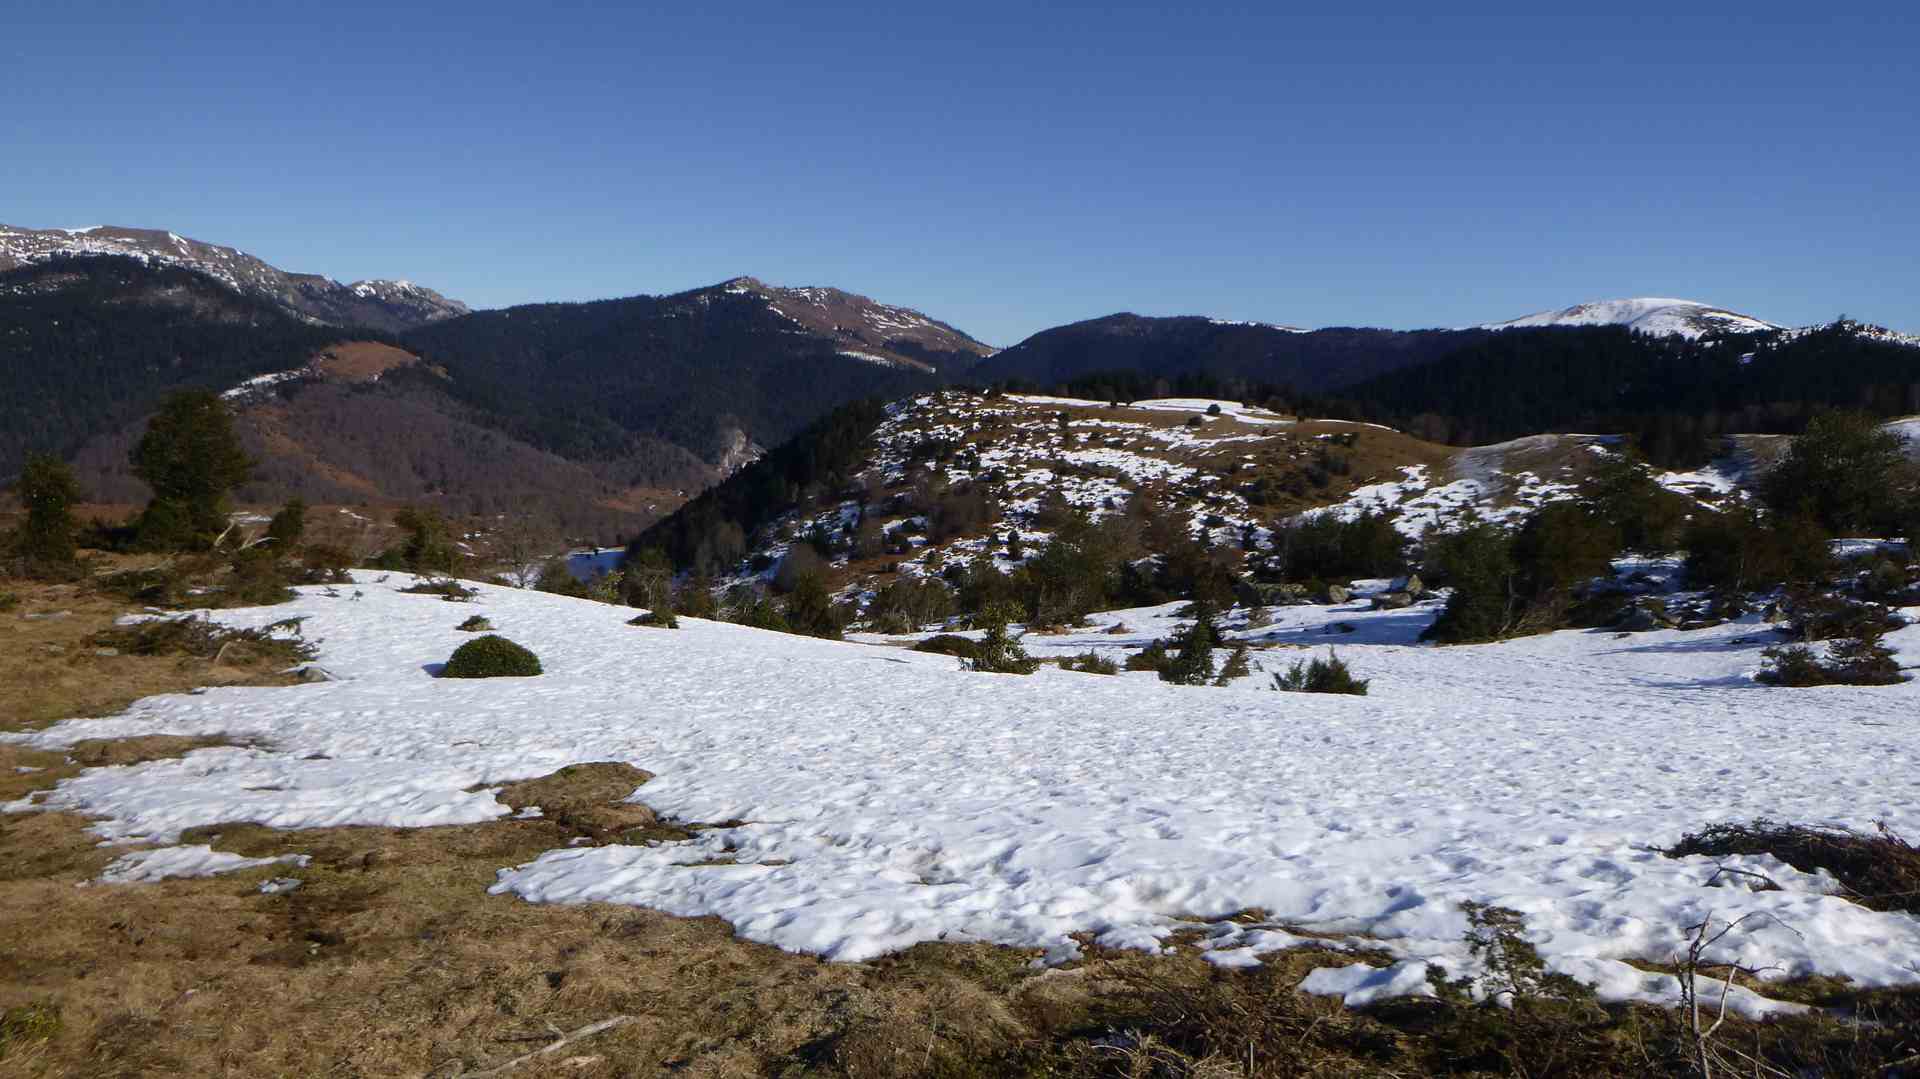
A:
[11, 453, 82, 574]
[1160, 603, 1219, 685]
[130, 390, 253, 548]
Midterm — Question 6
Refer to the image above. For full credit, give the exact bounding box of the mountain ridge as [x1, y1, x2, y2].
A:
[0, 224, 470, 333]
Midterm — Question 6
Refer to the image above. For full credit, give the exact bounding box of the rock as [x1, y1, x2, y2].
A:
[1390, 574, 1425, 598]
[1678, 618, 1727, 632]
[296, 666, 336, 683]
[1325, 621, 1358, 634]
[93, 648, 120, 658]
[1371, 591, 1414, 610]
[22, 610, 72, 621]
[1324, 584, 1352, 605]
[1615, 608, 1661, 632]
[258, 877, 303, 895]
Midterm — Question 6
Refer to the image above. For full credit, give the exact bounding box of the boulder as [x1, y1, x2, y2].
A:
[1390, 574, 1425, 598]
[1324, 584, 1352, 605]
[1371, 591, 1414, 610]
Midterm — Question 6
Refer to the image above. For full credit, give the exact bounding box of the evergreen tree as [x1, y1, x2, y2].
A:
[783, 570, 842, 639]
[393, 506, 458, 573]
[130, 389, 253, 548]
[1160, 603, 1220, 685]
[266, 497, 307, 548]
[1762, 410, 1913, 535]
[11, 453, 82, 573]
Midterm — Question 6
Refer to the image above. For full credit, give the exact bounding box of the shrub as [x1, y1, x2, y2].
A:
[1667, 820, 1920, 914]
[1213, 643, 1251, 685]
[966, 605, 1038, 674]
[299, 543, 353, 584]
[455, 614, 492, 632]
[91, 615, 315, 665]
[265, 497, 306, 548]
[1061, 650, 1118, 675]
[533, 557, 590, 598]
[1273, 510, 1407, 581]
[1124, 642, 1169, 672]
[227, 546, 295, 606]
[1159, 607, 1219, 686]
[9, 453, 82, 575]
[1762, 410, 1915, 535]
[782, 570, 843, 640]
[627, 610, 678, 629]
[911, 633, 980, 660]
[1759, 637, 1905, 687]
[399, 577, 478, 601]
[1684, 506, 1831, 591]
[441, 634, 542, 678]
[865, 577, 954, 633]
[1425, 505, 1620, 644]
[1577, 448, 1687, 552]
[675, 574, 718, 619]
[1272, 650, 1369, 694]
[391, 506, 458, 574]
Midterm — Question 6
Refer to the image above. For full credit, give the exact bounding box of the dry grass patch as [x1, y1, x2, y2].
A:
[1666, 819, 1920, 915]
[1, 563, 305, 732]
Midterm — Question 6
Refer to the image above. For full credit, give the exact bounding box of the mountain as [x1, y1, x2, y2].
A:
[717, 277, 996, 371]
[1481, 298, 1779, 339]
[967, 314, 1486, 394]
[396, 278, 964, 468]
[0, 224, 468, 332]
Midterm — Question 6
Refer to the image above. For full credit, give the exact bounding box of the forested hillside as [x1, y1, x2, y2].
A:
[400, 284, 941, 466]
[969, 314, 1486, 393]
[1331, 323, 1920, 466]
[0, 258, 353, 478]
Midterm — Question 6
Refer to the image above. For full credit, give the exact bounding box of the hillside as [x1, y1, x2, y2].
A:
[0, 224, 468, 332]
[397, 278, 960, 467]
[1333, 321, 1920, 466]
[968, 314, 1483, 393]
[634, 390, 1729, 600]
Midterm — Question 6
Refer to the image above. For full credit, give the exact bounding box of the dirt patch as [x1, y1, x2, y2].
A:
[495, 763, 682, 845]
[312, 341, 421, 383]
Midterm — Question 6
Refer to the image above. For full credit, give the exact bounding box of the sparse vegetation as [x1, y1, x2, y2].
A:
[398, 576, 478, 601]
[440, 634, 542, 678]
[455, 614, 492, 632]
[90, 614, 316, 666]
[1273, 649, 1369, 694]
[965, 604, 1039, 674]
[1668, 820, 1920, 914]
[1060, 650, 1119, 674]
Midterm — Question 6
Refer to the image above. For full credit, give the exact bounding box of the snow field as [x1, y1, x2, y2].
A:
[6, 576, 1920, 1016]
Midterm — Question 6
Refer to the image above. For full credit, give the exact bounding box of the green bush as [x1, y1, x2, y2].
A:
[1159, 607, 1220, 686]
[441, 634, 542, 678]
[912, 633, 980, 660]
[9, 453, 82, 575]
[456, 614, 492, 632]
[266, 496, 307, 548]
[966, 605, 1038, 674]
[1425, 505, 1620, 644]
[1212, 643, 1252, 685]
[1762, 410, 1915, 535]
[1273, 650, 1369, 694]
[1684, 507, 1831, 591]
[1272, 510, 1407, 581]
[627, 609, 679, 629]
[1061, 650, 1119, 674]
[399, 577, 478, 601]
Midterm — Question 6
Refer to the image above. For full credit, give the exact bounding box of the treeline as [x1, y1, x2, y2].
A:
[985, 368, 1314, 414]
[1328, 323, 1920, 466]
[0, 258, 355, 479]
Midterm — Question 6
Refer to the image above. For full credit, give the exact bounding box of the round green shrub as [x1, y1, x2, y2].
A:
[441, 634, 542, 678]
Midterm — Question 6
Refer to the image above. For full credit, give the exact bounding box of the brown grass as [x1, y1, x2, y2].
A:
[1666, 819, 1920, 915]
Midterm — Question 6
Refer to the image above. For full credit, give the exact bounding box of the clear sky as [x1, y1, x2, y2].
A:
[6, 3, 1916, 345]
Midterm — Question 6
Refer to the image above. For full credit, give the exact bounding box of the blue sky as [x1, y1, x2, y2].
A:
[6, 3, 1916, 345]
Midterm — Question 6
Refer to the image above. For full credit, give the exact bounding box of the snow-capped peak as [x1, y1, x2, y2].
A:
[1482, 298, 1780, 339]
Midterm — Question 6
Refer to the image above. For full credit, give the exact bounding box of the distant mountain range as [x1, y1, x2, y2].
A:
[0, 224, 470, 333]
[4, 221, 1917, 543]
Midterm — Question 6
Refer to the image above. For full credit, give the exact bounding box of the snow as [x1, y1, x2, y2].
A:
[1483, 298, 1780, 340]
[7, 577, 1920, 1009]
[94, 844, 310, 885]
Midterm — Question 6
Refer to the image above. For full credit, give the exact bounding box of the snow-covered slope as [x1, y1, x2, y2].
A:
[1483, 298, 1780, 339]
[8, 575, 1920, 1014]
[711, 277, 996, 372]
[0, 224, 468, 332]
